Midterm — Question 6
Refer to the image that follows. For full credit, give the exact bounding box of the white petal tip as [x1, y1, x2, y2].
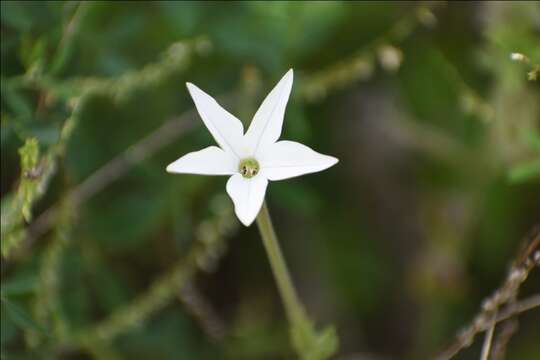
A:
[166, 163, 178, 173]
[226, 174, 268, 228]
[186, 83, 201, 94]
[232, 203, 259, 227]
[285, 69, 294, 80]
[238, 216, 254, 227]
[318, 155, 339, 173]
[231, 207, 257, 227]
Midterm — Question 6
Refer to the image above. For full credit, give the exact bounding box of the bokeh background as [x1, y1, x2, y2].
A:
[1, 1, 540, 359]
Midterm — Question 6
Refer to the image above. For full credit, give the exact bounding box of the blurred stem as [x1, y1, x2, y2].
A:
[256, 201, 307, 325]
[51, 1, 89, 75]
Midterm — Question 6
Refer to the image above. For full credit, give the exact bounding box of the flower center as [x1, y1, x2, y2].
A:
[239, 158, 260, 178]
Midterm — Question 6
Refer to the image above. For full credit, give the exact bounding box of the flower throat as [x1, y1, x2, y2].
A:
[239, 158, 259, 178]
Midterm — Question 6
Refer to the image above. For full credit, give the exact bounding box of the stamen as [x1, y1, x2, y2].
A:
[238, 158, 260, 178]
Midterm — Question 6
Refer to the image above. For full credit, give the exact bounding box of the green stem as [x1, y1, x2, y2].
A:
[256, 201, 338, 360]
[256, 201, 307, 325]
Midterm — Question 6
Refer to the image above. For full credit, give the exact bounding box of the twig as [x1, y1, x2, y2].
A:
[480, 312, 496, 360]
[437, 294, 540, 360]
[299, 3, 442, 102]
[69, 199, 237, 348]
[18, 2, 440, 256]
[19, 95, 235, 256]
[177, 282, 227, 341]
[491, 294, 540, 326]
[436, 224, 540, 360]
[3, 36, 207, 263]
[51, 1, 90, 75]
[491, 319, 518, 360]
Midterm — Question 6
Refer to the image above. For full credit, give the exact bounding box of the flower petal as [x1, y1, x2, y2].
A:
[186, 83, 245, 158]
[166, 146, 238, 175]
[259, 141, 338, 181]
[226, 174, 268, 226]
[244, 69, 293, 156]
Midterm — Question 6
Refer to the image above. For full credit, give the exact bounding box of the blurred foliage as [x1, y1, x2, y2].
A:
[1, 138, 40, 257]
[1, 1, 539, 360]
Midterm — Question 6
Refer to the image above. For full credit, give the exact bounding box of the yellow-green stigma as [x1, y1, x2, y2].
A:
[239, 157, 260, 178]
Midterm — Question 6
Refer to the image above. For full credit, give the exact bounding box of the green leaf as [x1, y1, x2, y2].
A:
[0, 297, 45, 334]
[0, 1, 33, 31]
[290, 319, 339, 360]
[0, 275, 38, 296]
[0, 82, 34, 122]
[522, 130, 540, 151]
[1, 138, 42, 257]
[0, 227, 26, 260]
[508, 159, 540, 183]
[18, 138, 40, 221]
[19, 35, 48, 70]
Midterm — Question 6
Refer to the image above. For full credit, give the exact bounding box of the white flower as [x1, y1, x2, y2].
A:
[167, 69, 338, 226]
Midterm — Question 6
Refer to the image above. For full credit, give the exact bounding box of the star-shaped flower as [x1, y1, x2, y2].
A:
[167, 69, 338, 226]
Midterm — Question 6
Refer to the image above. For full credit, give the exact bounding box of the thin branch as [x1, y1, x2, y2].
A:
[492, 294, 540, 326]
[18, 95, 235, 257]
[67, 201, 237, 349]
[176, 282, 227, 341]
[480, 312, 496, 360]
[491, 319, 518, 360]
[16, 2, 441, 257]
[436, 225, 540, 360]
[437, 294, 540, 360]
[299, 3, 442, 103]
[57, 2, 86, 53]
[51, 1, 90, 75]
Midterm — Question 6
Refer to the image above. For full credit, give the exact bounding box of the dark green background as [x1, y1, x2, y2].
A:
[1, 1, 539, 359]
